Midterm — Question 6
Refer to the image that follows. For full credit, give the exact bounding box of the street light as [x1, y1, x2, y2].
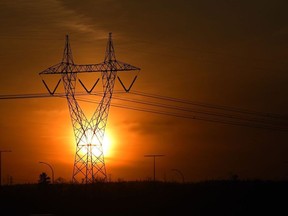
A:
[39, 161, 54, 184]
[171, 169, 185, 183]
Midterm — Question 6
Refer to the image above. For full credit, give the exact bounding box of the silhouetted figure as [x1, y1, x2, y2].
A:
[38, 172, 51, 185]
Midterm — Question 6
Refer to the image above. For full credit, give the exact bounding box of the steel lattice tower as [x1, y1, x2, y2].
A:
[39, 33, 140, 183]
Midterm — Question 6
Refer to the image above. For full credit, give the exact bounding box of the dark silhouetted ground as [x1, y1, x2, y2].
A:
[0, 180, 287, 215]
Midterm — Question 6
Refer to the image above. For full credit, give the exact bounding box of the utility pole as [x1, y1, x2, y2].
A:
[0, 150, 11, 186]
[144, 154, 164, 181]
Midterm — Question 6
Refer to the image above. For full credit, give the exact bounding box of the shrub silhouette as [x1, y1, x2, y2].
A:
[38, 172, 51, 185]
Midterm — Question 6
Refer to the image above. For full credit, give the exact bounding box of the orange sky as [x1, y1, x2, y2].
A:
[1, 0, 288, 184]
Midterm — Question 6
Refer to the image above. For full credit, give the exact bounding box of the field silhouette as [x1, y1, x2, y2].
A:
[0, 180, 287, 215]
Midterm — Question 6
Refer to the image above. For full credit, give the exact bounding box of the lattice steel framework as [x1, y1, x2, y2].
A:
[39, 33, 140, 183]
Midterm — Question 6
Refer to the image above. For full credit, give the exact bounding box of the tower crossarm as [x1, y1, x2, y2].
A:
[39, 61, 140, 75]
[95, 60, 140, 72]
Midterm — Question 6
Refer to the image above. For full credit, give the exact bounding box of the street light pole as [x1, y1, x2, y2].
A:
[39, 161, 54, 184]
[0, 150, 11, 186]
[144, 154, 164, 181]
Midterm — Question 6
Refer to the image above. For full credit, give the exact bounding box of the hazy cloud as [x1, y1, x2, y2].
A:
[0, 0, 106, 39]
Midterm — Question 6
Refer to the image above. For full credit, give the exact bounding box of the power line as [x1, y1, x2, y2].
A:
[130, 90, 288, 120]
[110, 94, 287, 126]
[0, 91, 288, 131]
[75, 96, 288, 131]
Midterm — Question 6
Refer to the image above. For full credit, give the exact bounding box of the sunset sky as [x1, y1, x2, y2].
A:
[1, 0, 288, 184]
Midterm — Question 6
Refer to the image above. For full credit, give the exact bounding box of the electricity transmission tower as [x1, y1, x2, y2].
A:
[39, 33, 140, 183]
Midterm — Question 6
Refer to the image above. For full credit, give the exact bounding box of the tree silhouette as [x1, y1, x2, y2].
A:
[38, 172, 51, 185]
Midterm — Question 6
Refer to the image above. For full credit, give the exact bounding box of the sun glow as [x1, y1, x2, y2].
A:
[103, 131, 113, 157]
[76, 129, 114, 159]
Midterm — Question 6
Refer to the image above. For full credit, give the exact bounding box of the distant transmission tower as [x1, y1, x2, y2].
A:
[39, 33, 140, 183]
